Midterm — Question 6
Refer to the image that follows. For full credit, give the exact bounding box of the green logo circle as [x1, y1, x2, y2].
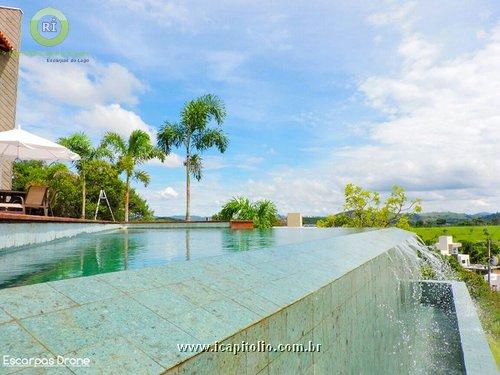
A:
[30, 7, 69, 47]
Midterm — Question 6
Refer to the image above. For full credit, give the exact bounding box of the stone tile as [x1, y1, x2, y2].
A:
[246, 319, 269, 374]
[168, 307, 233, 344]
[19, 300, 117, 355]
[312, 315, 335, 353]
[99, 297, 176, 337]
[255, 278, 304, 307]
[268, 352, 301, 375]
[312, 285, 332, 326]
[0, 306, 13, 324]
[176, 352, 219, 375]
[0, 284, 76, 319]
[20, 296, 171, 356]
[286, 297, 313, 343]
[129, 287, 198, 320]
[267, 311, 287, 362]
[253, 262, 290, 279]
[227, 290, 280, 316]
[65, 337, 163, 375]
[97, 269, 160, 293]
[149, 265, 194, 286]
[167, 278, 225, 306]
[0, 322, 53, 375]
[202, 298, 259, 330]
[48, 276, 124, 304]
[297, 332, 315, 371]
[201, 272, 252, 295]
[122, 318, 198, 368]
[218, 330, 247, 374]
[15, 366, 73, 374]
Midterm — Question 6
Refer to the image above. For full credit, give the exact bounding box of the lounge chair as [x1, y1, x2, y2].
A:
[0, 185, 49, 216]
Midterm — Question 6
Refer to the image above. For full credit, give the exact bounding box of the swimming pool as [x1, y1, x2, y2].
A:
[0, 227, 360, 289]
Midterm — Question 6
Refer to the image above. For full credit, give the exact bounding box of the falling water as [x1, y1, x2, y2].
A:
[379, 235, 465, 374]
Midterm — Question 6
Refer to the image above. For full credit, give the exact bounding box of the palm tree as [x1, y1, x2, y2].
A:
[102, 130, 164, 222]
[157, 94, 229, 221]
[58, 132, 111, 219]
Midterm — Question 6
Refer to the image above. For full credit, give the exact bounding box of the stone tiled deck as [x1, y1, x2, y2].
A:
[0, 229, 413, 374]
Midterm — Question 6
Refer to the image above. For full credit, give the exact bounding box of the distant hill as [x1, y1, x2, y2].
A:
[303, 216, 325, 225]
[302, 212, 499, 227]
[480, 212, 500, 225]
[410, 212, 499, 226]
[155, 215, 210, 222]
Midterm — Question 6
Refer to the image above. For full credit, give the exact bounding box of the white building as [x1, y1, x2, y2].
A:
[435, 236, 462, 256]
[287, 213, 302, 227]
[456, 253, 470, 268]
[484, 273, 500, 292]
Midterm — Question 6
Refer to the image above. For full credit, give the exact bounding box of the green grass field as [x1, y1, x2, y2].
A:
[410, 225, 500, 244]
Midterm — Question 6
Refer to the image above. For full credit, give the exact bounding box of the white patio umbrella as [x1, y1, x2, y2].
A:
[0, 125, 80, 161]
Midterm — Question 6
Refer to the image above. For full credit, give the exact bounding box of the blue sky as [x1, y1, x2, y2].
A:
[3, 0, 500, 215]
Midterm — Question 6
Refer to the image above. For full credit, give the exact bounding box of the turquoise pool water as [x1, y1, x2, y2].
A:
[0, 227, 359, 289]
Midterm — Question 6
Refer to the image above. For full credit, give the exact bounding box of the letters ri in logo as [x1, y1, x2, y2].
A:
[30, 7, 69, 47]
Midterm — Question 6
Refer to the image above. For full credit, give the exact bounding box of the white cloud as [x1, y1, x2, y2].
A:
[107, 0, 191, 28]
[160, 187, 179, 198]
[18, 56, 154, 141]
[206, 51, 248, 83]
[202, 155, 229, 170]
[367, 1, 417, 31]
[148, 154, 184, 168]
[75, 104, 153, 138]
[335, 24, 500, 212]
[20, 57, 145, 108]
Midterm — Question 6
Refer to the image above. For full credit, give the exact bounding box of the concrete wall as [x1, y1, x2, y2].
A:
[286, 213, 302, 227]
[0, 7, 22, 189]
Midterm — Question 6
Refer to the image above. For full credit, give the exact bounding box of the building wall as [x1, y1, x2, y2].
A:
[0, 7, 22, 189]
[287, 212, 303, 227]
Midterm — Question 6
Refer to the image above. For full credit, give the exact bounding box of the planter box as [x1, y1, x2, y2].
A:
[230, 220, 254, 230]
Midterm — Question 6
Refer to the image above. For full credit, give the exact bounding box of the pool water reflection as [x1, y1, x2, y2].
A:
[0, 227, 358, 289]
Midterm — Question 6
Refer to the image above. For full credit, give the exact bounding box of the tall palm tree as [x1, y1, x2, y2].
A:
[102, 130, 164, 222]
[157, 94, 228, 221]
[58, 132, 111, 219]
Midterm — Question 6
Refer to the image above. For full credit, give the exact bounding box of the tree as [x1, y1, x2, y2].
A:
[102, 130, 164, 222]
[317, 213, 349, 228]
[157, 94, 228, 221]
[58, 132, 111, 218]
[212, 197, 279, 229]
[318, 184, 422, 229]
[12, 160, 154, 221]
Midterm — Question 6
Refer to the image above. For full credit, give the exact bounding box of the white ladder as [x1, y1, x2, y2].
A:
[94, 189, 116, 221]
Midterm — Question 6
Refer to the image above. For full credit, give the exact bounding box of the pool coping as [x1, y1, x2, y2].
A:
[0, 221, 236, 251]
[420, 280, 497, 374]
